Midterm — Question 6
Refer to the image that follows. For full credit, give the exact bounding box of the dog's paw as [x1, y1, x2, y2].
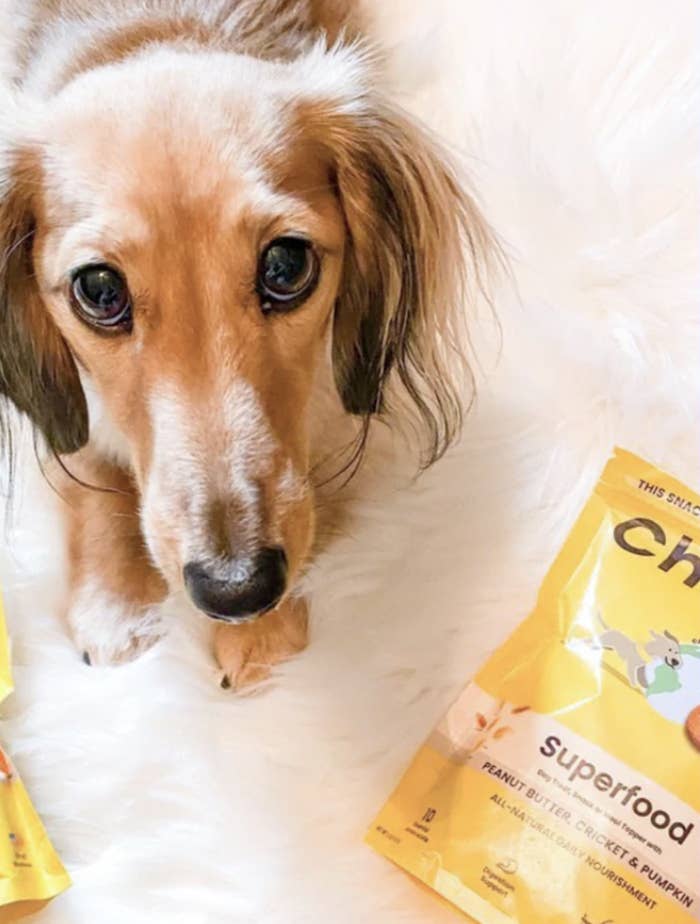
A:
[67, 581, 165, 667]
[214, 597, 309, 692]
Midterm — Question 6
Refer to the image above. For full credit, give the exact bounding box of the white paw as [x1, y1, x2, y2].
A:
[67, 580, 165, 666]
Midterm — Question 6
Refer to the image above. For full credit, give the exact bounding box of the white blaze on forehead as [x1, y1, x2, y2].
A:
[141, 383, 207, 571]
[142, 378, 277, 572]
[277, 459, 307, 506]
[221, 379, 277, 494]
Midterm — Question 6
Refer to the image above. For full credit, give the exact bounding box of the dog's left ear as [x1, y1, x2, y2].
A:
[300, 92, 495, 466]
[664, 629, 680, 644]
[0, 144, 88, 456]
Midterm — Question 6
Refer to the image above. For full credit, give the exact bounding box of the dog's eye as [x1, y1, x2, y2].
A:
[257, 237, 318, 313]
[71, 265, 132, 330]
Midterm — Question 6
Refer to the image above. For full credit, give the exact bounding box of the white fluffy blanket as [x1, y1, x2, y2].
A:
[1, 2, 698, 922]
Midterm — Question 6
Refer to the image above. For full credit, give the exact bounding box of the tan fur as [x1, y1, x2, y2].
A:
[0, 148, 88, 454]
[0, 0, 496, 688]
[29, 90, 348, 595]
[11, 1, 364, 90]
[293, 99, 493, 464]
[57, 449, 168, 663]
[215, 597, 309, 691]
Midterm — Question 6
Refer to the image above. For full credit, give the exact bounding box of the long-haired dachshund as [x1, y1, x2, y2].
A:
[0, 0, 494, 689]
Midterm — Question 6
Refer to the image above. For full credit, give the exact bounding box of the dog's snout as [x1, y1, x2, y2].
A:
[183, 547, 287, 621]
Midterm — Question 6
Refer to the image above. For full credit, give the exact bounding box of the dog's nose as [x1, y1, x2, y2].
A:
[183, 548, 287, 621]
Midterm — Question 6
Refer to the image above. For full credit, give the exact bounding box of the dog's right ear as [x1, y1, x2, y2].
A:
[0, 142, 88, 455]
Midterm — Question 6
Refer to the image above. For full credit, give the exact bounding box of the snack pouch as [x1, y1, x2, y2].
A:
[0, 592, 70, 910]
[367, 448, 700, 923]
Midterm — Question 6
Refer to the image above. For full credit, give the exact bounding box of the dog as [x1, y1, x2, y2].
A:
[0, 1, 494, 689]
[594, 613, 683, 689]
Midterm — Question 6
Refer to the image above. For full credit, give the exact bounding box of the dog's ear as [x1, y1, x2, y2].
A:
[0, 145, 88, 456]
[299, 92, 496, 467]
[664, 629, 680, 644]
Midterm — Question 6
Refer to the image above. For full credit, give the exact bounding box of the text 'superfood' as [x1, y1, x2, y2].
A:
[367, 448, 700, 923]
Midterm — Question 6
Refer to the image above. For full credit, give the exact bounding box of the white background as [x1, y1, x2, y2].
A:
[1, 1, 698, 921]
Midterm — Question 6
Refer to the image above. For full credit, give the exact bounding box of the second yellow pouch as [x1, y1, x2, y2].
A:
[0, 594, 70, 911]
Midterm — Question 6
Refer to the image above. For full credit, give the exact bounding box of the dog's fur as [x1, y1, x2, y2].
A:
[0, 0, 494, 688]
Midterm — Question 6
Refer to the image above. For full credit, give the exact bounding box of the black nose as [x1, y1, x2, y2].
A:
[183, 547, 287, 621]
[670, 657, 680, 667]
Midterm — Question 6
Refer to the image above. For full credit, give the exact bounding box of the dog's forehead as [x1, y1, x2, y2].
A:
[39, 52, 314, 226]
[34, 46, 366, 279]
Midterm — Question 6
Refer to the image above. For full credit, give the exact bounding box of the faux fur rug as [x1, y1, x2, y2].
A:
[1, 1, 698, 922]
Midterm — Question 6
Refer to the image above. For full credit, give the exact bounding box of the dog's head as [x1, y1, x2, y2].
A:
[0, 44, 491, 620]
[646, 629, 683, 669]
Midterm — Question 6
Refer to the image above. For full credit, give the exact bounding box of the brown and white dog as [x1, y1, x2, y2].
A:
[0, 1, 493, 689]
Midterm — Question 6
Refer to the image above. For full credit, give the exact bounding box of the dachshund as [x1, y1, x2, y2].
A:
[0, 0, 494, 689]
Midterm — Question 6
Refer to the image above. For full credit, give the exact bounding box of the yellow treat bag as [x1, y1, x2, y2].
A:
[0, 593, 71, 910]
[367, 448, 700, 923]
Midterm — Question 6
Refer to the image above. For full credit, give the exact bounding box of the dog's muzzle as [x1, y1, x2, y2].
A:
[183, 547, 287, 621]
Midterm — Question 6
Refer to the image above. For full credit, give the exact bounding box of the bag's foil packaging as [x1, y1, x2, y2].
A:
[0, 594, 70, 910]
[367, 448, 700, 923]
